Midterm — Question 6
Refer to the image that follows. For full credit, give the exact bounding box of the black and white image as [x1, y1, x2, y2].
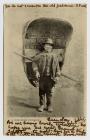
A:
[4, 4, 87, 135]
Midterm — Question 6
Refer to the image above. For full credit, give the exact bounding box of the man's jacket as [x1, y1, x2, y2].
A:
[32, 51, 61, 79]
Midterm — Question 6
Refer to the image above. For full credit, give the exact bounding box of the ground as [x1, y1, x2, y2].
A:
[7, 76, 85, 117]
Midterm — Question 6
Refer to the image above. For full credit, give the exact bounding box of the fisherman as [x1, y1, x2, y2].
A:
[32, 38, 61, 112]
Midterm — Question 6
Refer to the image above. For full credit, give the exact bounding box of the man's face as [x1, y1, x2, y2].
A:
[44, 44, 52, 53]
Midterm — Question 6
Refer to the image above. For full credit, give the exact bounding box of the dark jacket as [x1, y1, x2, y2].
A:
[32, 51, 61, 80]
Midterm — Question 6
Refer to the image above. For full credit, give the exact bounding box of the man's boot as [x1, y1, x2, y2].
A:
[38, 105, 44, 112]
[47, 105, 53, 112]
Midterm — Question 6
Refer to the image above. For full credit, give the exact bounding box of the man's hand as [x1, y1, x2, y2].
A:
[54, 77, 60, 83]
[36, 71, 40, 79]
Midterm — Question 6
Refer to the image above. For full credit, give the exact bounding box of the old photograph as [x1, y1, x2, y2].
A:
[4, 4, 87, 135]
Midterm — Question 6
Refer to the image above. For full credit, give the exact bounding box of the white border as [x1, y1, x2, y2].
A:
[0, 0, 88, 4]
[0, 0, 89, 139]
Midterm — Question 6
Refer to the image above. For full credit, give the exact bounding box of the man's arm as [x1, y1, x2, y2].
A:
[32, 61, 38, 72]
[32, 59, 40, 79]
[56, 62, 61, 77]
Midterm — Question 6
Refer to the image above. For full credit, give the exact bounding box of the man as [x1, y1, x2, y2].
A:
[32, 38, 61, 112]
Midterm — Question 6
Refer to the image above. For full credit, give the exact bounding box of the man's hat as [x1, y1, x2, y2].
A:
[44, 38, 54, 46]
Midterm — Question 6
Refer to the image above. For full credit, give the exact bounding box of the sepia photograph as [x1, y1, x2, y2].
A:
[4, 4, 87, 135]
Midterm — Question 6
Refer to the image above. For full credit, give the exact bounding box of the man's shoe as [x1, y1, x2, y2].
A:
[47, 106, 53, 112]
[38, 105, 44, 112]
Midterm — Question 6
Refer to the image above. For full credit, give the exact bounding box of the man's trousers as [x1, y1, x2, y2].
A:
[39, 76, 55, 106]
